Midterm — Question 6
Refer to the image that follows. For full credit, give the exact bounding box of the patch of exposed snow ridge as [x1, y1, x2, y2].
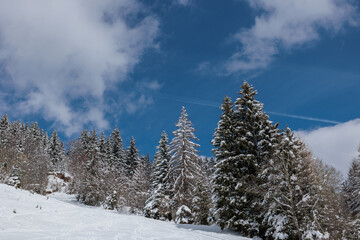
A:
[0, 184, 248, 240]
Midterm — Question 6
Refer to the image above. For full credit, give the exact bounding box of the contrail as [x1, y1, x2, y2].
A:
[155, 92, 219, 108]
[154, 92, 340, 125]
[266, 111, 341, 125]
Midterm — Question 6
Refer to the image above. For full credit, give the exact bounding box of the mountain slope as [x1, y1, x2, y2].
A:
[0, 184, 249, 240]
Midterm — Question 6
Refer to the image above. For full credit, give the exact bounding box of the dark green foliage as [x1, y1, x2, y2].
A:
[212, 82, 277, 236]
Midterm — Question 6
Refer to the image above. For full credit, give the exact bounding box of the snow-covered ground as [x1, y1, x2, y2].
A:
[0, 184, 249, 240]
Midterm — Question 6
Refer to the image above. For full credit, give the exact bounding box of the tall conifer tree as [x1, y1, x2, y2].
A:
[212, 96, 236, 229]
[49, 130, 66, 173]
[212, 81, 277, 236]
[126, 136, 139, 176]
[144, 131, 172, 220]
[263, 128, 329, 240]
[343, 151, 360, 217]
[169, 107, 202, 222]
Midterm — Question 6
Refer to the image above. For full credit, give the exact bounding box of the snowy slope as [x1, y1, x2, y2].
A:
[0, 184, 249, 240]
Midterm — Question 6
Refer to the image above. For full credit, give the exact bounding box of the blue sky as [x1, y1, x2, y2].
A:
[0, 0, 359, 174]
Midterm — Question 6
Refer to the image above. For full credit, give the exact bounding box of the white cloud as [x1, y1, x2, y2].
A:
[225, 0, 358, 73]
[175, 0, 193, 6]
[138, 80, 163, 91]
[0, 0, 159, 136]
[123, 93, 154, 114]
[296, 119, 360, 176]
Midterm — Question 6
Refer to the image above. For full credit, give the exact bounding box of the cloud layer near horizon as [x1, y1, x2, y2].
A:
[0, 0, 159, 136]
[225, 0, 358, 73]
[297, 119, 360, 176]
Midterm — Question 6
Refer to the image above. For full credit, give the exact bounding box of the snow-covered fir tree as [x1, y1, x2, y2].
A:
[30, 122, 41, 141]
[144, 131, 172, 220]
[49, 130, 66, 173]
[343, 151, 360, 217]
[263, 127, 329, 240]
[212, 82, 277, 236]
[0, 114, 9, 148]
[0, 114, 10, 179]
[76, 130, 103, 206]
[211, 96, 236, 230]
[125, 136, 139, 176]
[192, 179, 211, 225]
[42, 132, 50, 154]
[169, 107, 202, 223]
[342, 148, 360, 238]
[232, 81, 277, 236]
[130, 154, 151, 212]
[312, 159, 348, 239]
[98, 132, 108, 171]
[110, 127, 126, 169]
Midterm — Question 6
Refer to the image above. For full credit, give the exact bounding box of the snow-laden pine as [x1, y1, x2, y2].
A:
[212, 81, 278, 236]
[144, 130, 172, 220]
[169, 106, 203, 223]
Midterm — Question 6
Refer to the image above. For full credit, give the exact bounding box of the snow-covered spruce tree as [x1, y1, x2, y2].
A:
[42, 132, 50, 154]
[211, 96, 236, 229]
[343, 152, 360, 218]
[117, 136, 140, 208]
[0, 114, 10, 179]
[192, 178, 212, 225]
[312, 159, 348, 239]
[125, 136, 139, 177]
[98, 132, 108, 166]
[203, 157, 215, 178]
[263, 127, 330, 240]
[212, 82, 277, 236]
[76, 130, 103, 206]
[169, 106, 202, 224]
[0, 114, 9, 148]
[110, 127, 126, 170]
[98, 131, 114, 202]
[109, 128, 126, 195]
[130, 154, 152, 213]
[49, 130, 66, 173]
[233, 81, 278, 236]
[30, 122, 41, 141]
[144, 131, 172, 220]
[342, 150, 360, 238]
[1, 120, 21, 185]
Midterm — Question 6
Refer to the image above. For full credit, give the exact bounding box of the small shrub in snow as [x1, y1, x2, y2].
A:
[104, 190, 118, 210]
[175, 205, 194, 224]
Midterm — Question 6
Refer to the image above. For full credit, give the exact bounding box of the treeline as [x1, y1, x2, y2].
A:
[66, 107, 214, 225]
[0, 115, 66, 193]
[67, 128, 152, 211]
[1, 81, 360, 239]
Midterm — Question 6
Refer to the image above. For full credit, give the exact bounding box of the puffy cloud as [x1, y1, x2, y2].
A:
[0, 0, 159, 136]
[225, 0, 358, 73]
[296, 119, 360, 176]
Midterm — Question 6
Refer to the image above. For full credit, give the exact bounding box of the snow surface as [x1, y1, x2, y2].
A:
[0, 184, 249, 240]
